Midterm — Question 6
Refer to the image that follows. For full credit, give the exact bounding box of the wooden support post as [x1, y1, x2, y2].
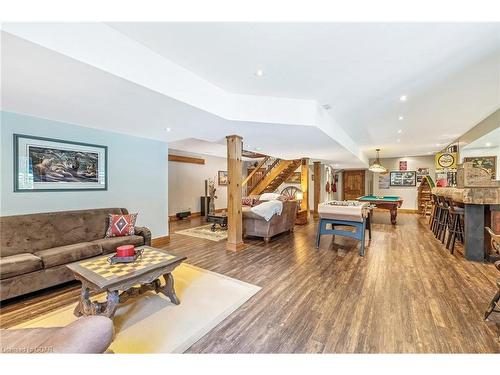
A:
[226, 135, 245, 251]
[313, 161, 321, 219]
[300, 158, 310, 223]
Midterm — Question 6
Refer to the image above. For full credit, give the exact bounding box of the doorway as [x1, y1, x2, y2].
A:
[342, 170, 366, 200]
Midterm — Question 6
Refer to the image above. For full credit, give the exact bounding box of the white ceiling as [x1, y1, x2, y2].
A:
[1, 31, 366, 168]
[109, 22, 500, 158]
[2, 23, 499, 165]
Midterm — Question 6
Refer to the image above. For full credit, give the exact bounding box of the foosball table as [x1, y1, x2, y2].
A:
[316, 201, 372, 256]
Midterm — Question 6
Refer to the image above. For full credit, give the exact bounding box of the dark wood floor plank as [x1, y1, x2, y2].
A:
[1, 212, 499, 353]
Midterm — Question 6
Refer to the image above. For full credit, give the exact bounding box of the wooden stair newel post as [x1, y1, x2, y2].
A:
[226, 135, 245, 251]
[313, 161, 321, 219]
[300, 158, 310, 223]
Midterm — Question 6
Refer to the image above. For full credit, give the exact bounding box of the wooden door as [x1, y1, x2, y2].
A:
[342, 170, 366, 200]
[247, 168, 265, 193]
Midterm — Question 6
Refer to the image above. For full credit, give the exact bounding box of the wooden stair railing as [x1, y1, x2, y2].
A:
[242, 156, 270, 187]
[263, 159, 302, 193]
[248, 159, 301, 196]
[247, 157, 279, 191]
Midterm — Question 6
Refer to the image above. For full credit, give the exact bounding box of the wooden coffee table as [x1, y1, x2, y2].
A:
[67, 246, 186, 318]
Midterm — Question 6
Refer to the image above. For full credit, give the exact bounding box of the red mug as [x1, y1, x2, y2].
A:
[116, 245, 135, 257]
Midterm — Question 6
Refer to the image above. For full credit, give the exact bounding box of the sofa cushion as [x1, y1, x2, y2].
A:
[0, 208, 128, 257]
[0, 253, 43, 280]
[91, 235, 144, 254]
[35, 243, 102, 269]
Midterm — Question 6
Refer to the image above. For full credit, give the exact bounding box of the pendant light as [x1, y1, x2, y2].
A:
[369, 149, 387, 173]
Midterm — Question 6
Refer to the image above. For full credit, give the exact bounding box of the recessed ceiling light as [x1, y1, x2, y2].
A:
[255, 69, 264, 77]
[399, 116, 404, 120]
[255, 147, 261, 151]
[397, 129, 402, 134]
[397, 139, 401, 143]
[427, 151, 433, 154]
[400, 95, 407, 102]
[486, 142, 492, 147]
[334, 164, 339, 167]
[165, 127, 171, 132]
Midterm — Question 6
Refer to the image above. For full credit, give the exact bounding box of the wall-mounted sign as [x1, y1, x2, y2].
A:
[399, 161, 407, 171]
[416, 167, 430, 183]
[435, 152, 457, 170]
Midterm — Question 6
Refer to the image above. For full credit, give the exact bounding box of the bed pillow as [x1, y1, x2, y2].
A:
[105, 213, 138, 238]
[259, 192, 281, 201]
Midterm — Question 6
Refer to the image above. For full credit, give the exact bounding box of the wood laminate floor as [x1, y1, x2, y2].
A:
[1, 212, 499, 353]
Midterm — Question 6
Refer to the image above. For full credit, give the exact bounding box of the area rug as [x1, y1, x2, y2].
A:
[175, 224, 228, 241]
[12, 263, 261, 353]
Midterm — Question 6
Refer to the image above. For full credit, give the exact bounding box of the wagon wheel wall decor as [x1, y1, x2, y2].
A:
[281, 186, 302, 200]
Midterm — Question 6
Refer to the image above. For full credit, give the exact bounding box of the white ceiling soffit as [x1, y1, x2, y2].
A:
[107, 22, 500, 159]
[0, 32, 364, 168]
[1, 23, 366, 165]
[3, 23, 499, 161]
[462, 127, 500, 150]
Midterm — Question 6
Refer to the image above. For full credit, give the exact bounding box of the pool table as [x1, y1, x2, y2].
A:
[356, 195, 403, 225]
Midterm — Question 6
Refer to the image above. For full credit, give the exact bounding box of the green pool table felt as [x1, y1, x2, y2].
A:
[358, 195, 402, 202]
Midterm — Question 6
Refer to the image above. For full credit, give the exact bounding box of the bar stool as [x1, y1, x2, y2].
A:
[436, 195, 449, 243]
[446, 199, 464, 254]
[429, 194, 439, 234]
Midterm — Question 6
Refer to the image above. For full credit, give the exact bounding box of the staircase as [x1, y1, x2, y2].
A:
[248, 159, 301, 196]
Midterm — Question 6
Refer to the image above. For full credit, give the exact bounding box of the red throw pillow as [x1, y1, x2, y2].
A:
[105, 213, 137, 238]
[242, 196, 254, 206]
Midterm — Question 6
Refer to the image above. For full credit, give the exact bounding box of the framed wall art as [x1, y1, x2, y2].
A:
[463, 156, 497, 180]
[285, 172, 301, 184]
[218, 170, 228, 186]
[390, 171, 416, 187]
[14, 134, 107, 192]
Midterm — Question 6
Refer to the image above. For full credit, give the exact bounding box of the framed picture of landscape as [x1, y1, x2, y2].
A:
[14, 134, 107, 192]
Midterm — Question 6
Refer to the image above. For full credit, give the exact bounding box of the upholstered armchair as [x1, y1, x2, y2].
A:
[0, 316, 114, 353]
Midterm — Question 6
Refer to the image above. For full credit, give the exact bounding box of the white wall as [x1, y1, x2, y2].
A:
[370, 155, 436, 210]
[0, 111, 169, 237]
[168, 150, 228, 215]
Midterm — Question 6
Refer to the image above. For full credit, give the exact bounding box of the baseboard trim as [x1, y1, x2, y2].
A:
[151, 235, 170, 247]
[169, 208, 227, 222]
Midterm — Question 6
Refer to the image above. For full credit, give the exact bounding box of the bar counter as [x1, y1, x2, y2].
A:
[432, 187, 500, 261]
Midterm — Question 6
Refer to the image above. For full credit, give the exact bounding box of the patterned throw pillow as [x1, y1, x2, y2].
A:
[105, 213, 137, 238]
[242, 196, 254, 206]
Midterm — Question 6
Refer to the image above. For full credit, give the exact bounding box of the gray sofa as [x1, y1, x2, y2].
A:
[0, 208, 151, 301]
[242, 200, 298, 242]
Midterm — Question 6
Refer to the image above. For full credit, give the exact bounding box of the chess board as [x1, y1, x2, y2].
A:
[78, 247, 176, 281]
